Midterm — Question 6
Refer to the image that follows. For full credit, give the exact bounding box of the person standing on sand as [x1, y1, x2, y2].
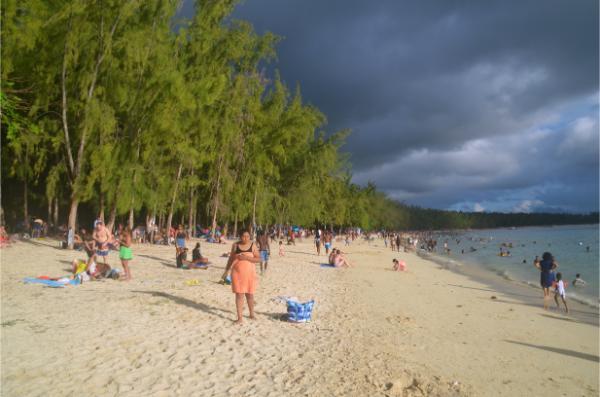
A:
[221, 230, 261, 324]
[315, 228, 322, 255]
[257, 230, 270, 275]
[534, 252, 557, 310]
[119, 227, 133, 281]
[93, 221, 112, 266]
[175, 225, 186, 252]
[553, 272, 569, 313]
[395, 234, 401, 252]
[324, 230, 333, 255]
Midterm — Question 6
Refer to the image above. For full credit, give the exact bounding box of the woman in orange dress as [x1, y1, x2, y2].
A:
[221, 230, 260, 324]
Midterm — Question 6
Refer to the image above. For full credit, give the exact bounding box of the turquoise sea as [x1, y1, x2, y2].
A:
[430, 224, 599, 307]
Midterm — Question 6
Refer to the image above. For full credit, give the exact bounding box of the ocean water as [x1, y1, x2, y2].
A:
[431, 224, 599, 307]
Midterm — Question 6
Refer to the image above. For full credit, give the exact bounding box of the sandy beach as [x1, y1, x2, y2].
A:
[1, 237, 598, 396]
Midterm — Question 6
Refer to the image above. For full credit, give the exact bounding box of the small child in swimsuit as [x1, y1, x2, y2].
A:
[553, 272, 569, 313]
[278, 241, 285, 257]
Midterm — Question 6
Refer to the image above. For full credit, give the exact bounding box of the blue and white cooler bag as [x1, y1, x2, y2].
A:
[286, 299, 315, 323]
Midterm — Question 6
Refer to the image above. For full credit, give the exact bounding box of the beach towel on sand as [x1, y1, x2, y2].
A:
[23, 277, 81, 288]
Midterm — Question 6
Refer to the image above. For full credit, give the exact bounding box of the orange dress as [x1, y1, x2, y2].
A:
[231, 243, 257, 294]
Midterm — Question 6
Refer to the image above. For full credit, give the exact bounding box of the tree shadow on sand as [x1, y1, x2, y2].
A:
[504, 340, 599, 363]
[133, 290, 233, 321]
[136, 254, 176, 268]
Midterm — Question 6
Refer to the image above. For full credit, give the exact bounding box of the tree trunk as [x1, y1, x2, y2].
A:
[128, 207, 134, 230]
[188, 186, 194, 237]
[47, 197, 53, 228]
[106, 202, 117, 233]
[192, 207, 197, 238]
[210, 156, 224, 237]
[252, 186, 258, 236]
[53, 198, 59, 227]
[67, 198, 79, 249]
[158, 212, 164, 232]
[98, 193, 105, 223]
[23, 179, 29, 229]
[233, 212, 238, 239]
[166, 163, 183, 244]
[146, 210, 155, 244]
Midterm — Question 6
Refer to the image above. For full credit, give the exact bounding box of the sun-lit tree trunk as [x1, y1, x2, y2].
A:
[210, 154, 223, 237]
[165, 163, 183, 244]
[53, 198, 59, 227]
[158, 212, 164, 232]
[98, 192, 105, 223]
[47, 197, 52, 227]
[233, 212, 238, 239]
[192, 207, 197, 238]
[64, 10, 121, 248]
[106, 201, 117, 233]
[251, 185, 257, 236]
[128, 207, 134, 230]
[188, 185, 194, 237]
[67, 199, 79, 245]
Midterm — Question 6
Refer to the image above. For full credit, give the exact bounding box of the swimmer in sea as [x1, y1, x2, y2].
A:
[572, 273, 587, 287]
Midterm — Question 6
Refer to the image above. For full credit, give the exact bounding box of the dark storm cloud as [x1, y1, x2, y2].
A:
[182, 0, 599, 212]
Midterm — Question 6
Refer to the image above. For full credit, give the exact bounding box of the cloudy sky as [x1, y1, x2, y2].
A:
[184, 1, 599, 213]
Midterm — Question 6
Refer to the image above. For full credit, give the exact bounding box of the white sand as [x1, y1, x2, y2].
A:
[1, 237, 598, 396]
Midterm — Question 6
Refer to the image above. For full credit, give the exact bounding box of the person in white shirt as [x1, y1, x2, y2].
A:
[553, 272, 569, 313]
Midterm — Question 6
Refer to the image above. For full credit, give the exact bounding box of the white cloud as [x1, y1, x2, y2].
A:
[512, 199, 545, 213]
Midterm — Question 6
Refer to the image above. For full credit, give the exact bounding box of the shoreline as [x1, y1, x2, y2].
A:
[416, 249, 599, 325]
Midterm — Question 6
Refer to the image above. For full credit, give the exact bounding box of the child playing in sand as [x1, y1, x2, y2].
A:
[278, 241, 285, 257]
[392, 258, 406, 271]
[554, 272, 569, 313]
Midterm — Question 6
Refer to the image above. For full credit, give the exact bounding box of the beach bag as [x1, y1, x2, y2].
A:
[286, 299, 315, 323]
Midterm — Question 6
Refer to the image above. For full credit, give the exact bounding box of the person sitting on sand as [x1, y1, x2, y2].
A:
[71, 256, 112, 281]
[0, 226, 14, 248]
[177, 248, 208, 269]
[392, 258, 406, 271]
[192, 243, 209, 264]
[572, 273, 587, 287]
[328, 248, 337, 265]
[332, 249, 351, 268]
[553, 272, 569, 313]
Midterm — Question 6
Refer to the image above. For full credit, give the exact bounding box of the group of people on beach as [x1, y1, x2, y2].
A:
[70, 220, 133, 281]
[216, 226, 359, 324]
[533, 252, 587, 314]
